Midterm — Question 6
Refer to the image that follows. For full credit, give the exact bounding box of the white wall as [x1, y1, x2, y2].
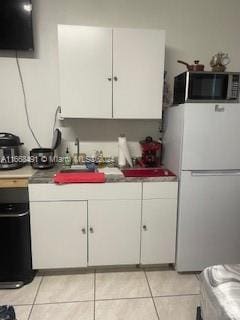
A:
[0, 0, 240, 153]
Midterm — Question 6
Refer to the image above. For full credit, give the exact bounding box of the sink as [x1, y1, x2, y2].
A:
[60, 169, 95, 173]
[121, 167, 175, 177]
[60, 164, 96, 173]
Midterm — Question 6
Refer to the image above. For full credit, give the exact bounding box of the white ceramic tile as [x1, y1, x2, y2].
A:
[35, 273, 94, 303]
[95, 298, 158, 320]
[146, 270, 200, 296]
[154, 295, 200, 320]
[14, 305, 32, 320]
[29, 301, 94, 320]
[96, 271, 151, 300]
[0, 276, 42, 305]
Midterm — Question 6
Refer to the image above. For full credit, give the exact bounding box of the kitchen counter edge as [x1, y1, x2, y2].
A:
[29, 167, 177, 184]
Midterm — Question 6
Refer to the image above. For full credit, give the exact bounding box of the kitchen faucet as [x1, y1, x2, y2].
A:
[74, 137, 80, 164]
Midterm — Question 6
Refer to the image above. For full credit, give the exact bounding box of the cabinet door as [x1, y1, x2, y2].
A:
[141, 199, 177, 264]
[88, 200, 141, 266]
[113, 28, 165, 119]
[30, 201, 87, 269]
[58, 25, 112, 118]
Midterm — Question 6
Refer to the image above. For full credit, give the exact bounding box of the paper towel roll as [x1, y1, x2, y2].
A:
[118, 135, 133, 167]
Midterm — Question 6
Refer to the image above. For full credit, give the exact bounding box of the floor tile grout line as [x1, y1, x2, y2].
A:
[144, 270, 160, 320]
[153, 293, 201, 298]
[96, 296, 153, 302]
[13, 304, 33, 307]
[195, 273, 200, 281]
[93, 269, 96, 320]
[27, 276, 44, 320]
[31, 293, 200, 306]
[33, 299, 94, 306]
[17, 293, 201, 308]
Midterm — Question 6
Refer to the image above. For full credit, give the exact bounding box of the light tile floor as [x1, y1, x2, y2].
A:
[0, 268, 200, 320]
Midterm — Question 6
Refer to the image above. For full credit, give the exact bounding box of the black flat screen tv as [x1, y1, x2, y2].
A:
[0, 0, 34, 50]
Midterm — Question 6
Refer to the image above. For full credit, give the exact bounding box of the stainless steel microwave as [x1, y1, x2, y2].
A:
[173, 71, 240, 105]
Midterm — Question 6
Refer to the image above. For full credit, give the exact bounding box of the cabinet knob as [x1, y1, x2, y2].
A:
[143, 225, 147, 231]
[89, 227, 94, 233]
[114, 76, 118, 81]
[81, 228, 86, 234]
[107, 77, 112, 81]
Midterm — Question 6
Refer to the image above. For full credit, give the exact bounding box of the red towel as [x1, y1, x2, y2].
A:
[53, 172, 106, 184]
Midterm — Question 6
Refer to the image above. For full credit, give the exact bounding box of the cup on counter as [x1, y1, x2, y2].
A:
[72, 153, 86, 165]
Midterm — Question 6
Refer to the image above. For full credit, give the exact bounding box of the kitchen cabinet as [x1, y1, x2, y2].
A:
[29, 183, 142, 269]
[140, 182, 178, 264]
[58, 26, 112, 119]
[88, 200, 141, 266]
[112, 28, 165, 119]
[30, 199, 141, 269]
[58, 25, 165, 119]
[29, 181, 177, 269]
[30, 201, 88, 269]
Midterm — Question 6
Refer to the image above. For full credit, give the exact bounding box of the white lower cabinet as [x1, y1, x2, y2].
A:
[30, 201, 88, 269]
[140, 199, 177, 264]
[88, 200, 141, 266]
[30, 199, 141, 269]
[29, 181, 178, 269]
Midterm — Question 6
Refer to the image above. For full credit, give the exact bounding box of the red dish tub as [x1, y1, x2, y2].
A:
[54, 172, 106, 184]
[121, 168, 176, 178]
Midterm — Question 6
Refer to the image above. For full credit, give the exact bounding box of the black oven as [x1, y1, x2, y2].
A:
[173, 71, 240, 105]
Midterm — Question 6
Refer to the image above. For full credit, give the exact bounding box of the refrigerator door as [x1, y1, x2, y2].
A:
[181, 103, 240, 170]
[176, 170, 240, 272]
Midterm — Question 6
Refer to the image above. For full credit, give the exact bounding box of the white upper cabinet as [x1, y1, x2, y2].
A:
[58, 25, 165, 119]
[113, 28, 165, 119]
[58, 25, 112, 118]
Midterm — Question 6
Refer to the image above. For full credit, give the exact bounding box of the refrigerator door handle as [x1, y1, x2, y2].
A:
[215, 104, 225, 112]
[0, 212, 28, 218]
[191, 170, 240, 177]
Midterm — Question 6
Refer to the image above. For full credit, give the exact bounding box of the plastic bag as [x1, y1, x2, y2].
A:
[0, 306, 16, 320]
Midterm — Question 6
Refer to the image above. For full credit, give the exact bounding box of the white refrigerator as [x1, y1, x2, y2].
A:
[163, 103, 240, 272]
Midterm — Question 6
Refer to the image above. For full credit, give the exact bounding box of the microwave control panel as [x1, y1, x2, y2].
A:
[231, 75, 240, 99]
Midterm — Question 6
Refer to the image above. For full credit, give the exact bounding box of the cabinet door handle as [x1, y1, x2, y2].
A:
[81, 228, 86, 234]
[107, 77, 112, 81]
[89, 227, 94, 233]
[114, 76, 118, 81]
[143, 225, 147, 231]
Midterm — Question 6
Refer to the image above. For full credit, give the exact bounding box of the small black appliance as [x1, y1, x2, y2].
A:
[0, 133, 25, 170]
[30, 129, 62, 169]
[173, 71, 240, 105]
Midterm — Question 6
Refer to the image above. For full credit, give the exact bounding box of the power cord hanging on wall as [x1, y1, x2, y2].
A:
[53, 106, 61, 135]
[16, 51, 41, 148]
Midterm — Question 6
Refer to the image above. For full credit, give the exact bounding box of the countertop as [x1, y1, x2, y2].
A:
[29, 166, 177, 184]
[0, 165, 36, 179]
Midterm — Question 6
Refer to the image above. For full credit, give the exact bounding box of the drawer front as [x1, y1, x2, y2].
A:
[0, 178, 28, 188]
[143, 182, 178, 199]
[29, 182, 142, 201]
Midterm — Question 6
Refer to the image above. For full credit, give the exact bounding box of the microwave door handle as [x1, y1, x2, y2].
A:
[226, 74, 233, 100]
[185, 72, 190, 102]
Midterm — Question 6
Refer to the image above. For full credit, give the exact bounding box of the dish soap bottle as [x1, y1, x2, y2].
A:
[98, 150, 105, 168]
[64, 147, 72, 167]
